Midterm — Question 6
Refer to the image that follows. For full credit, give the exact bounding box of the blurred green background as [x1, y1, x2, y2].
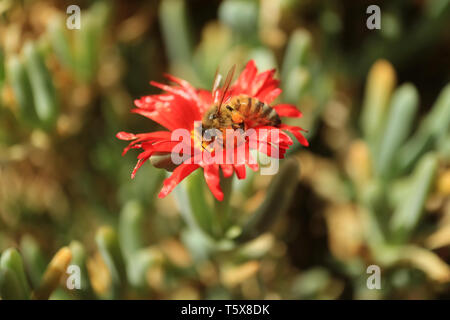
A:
[0, 0, 449, 300]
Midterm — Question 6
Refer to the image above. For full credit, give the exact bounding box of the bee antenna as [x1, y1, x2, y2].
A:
[216, 64, 236, 116]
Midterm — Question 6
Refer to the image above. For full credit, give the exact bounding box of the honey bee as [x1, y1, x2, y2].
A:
[201, 65, 281, 148]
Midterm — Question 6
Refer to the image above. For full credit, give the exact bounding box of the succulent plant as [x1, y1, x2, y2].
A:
[0, 0, 448, 300]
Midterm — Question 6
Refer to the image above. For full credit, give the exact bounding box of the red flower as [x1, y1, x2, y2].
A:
[117, 60, 308, 201]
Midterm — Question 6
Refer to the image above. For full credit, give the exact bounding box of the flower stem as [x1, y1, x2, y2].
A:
[214, 174, 233, 238]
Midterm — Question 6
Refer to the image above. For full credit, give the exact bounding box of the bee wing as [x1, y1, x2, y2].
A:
[212, 67, 222, 103]
[217, 64, 236, 114]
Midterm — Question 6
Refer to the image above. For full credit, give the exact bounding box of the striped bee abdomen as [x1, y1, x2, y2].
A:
[231, 95, 281, 127]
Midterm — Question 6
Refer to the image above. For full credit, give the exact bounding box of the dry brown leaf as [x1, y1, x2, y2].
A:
[345, 140, 372, 188]
[324, 204, 363, 261]
[425, 224, 450, 249]
[87, 251, 111, 296]
[160, 238, 192, 268]
[401, 246, 450, 283]
[221, 261, 260, 288]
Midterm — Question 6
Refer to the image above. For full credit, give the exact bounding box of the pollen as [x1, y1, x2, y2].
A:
[232, 112, 244, 123]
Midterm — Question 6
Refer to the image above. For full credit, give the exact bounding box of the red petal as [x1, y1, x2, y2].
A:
[234, 60, 257, 93]
[131, 158, 147, 179]
[279, 130, 294, 145]
[163, 73, 196, 92]
[121, 131, 172, 155]
[234, 164, 246, 179]
[259, 88, 282, 104]
[134, 82, 202, 131]
[116, 131, 137, 140]
[203, 164, 224, 201]
[221, 164, 234, 178]
[251, 126, 293, 146]
[273, 104, 303, 118]
[163, 73, 204, 106]
[257, 141, 282, 158]
[131, 108, 177, 131]
[253, 69, 275, 95]
[158, 163, 200, 198]
[246, 151, 259, 171]
[280, 124, 309, 147]
[137, 141, 181, 159]
[197, 89, 213, 113]
[150, 81, 192, 101]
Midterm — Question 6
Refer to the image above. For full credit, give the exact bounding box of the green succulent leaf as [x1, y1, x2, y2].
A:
[20, 235, 47, 289]
[281, 29, 311, 104]
[95, 226, 127, 298]
[183, 169, 215, 237]
[127, 249, 159, 291]
[23, 42, 59, 130]
[0, 268, 26, 300]
[69, 241, 95, 299]
[7, 55, 39, 126]
[0, 46, 5, 89]
[389, 153, 438, 243]
[237, 158, 299, 242]
[396, 83, 450, 172]
[0, 249, 31, 300]
[219, 0, 259, 42]
[375, 83, 419, 178]
[119, 200, 145, 259]
[48, 16, 74, 70]
[73, 2, 109, 82]
[159, 0, 193, 65]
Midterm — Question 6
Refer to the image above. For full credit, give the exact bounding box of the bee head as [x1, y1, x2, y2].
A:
[202, 104, 238, 130]
[202, 106, 219, 129]
[208, 112, 218, 121]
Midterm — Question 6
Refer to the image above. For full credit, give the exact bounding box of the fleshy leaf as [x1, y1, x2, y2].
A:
[237, 158, 299, 242]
